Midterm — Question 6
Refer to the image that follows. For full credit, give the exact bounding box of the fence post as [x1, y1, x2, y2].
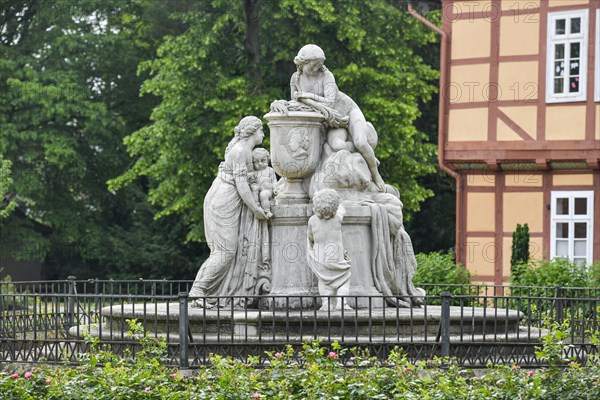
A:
[440, 291, 451, 358]
[67, 276, 77, 330]
[554, 285, 563, 324]
[179, 292, 190, 369]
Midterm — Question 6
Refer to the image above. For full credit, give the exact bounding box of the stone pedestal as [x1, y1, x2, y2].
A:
[269, 203, 383, 310]
[342, 205, 384, 309]
[75, 303, 530, 355]
[269, 204, 318, 309]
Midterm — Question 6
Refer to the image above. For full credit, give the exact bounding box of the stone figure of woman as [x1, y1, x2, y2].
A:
[290, 44, 385, 191]
[188, 116, 269, 308]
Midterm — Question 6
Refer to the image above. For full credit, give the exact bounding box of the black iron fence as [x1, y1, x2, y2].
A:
[1, 279, 599, 368]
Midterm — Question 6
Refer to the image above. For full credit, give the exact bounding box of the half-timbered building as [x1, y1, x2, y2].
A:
[438, 0, 600, 284]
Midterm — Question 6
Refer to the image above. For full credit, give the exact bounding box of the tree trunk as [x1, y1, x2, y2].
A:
[242, 0, 260, 81]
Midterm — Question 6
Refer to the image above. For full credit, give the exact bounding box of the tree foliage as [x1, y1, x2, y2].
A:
[510, 223, 530, 282]
[510, 258, 594, 288]
[0, 0, 203, 278]
[406, 5, 456, 253]
[0, 158, 16, 219]
[413, 252, 470, 285]
[1, 0, 446, 278]
[111, 0, 440, 242]
[511, 223, 530, 266]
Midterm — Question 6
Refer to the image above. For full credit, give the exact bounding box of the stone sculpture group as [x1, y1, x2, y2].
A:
[189, 45, 425, 310]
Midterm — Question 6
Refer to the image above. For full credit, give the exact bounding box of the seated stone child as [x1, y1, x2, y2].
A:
[250, 148, 277, 219]
[306, 189, 352, 311]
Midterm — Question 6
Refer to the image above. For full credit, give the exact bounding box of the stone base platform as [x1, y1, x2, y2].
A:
[70, 303, 533, 345]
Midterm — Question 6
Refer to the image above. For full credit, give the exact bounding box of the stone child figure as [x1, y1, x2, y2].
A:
[250, 147, 277, 219]
[307, 189, 352, 311]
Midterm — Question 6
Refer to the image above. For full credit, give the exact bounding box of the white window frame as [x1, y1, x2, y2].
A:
[546, 9, 589, 103]
[596, 8, 600, 101]
[550, 191, 594, 266]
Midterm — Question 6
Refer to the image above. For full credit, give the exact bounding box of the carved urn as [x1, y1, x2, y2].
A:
[264, 111, 324, 204]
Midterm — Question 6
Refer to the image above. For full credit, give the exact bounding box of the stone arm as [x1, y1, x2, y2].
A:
[247, 170, 258, 185]
[307, 219, 315, 250]
[290, 71, 338, 105]
[269, 167, 278, 188]
[297, 91, 333, 104]
[235, 175, 268, 220]
[229, 160, 268, 220]
[289, 71, 348, 128]
[290, 72, 300, 100]
[336, 205, 346, 221]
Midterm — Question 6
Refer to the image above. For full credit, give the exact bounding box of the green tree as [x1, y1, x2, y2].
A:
[405, 4, 457, 253]
[0, 0, 204, 278]
[406, 171, 456, 253]
[0, 158, 16, 219]
[111, 0, 440, 242]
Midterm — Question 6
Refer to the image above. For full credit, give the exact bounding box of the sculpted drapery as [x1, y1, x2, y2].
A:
[189, 116, 270, 308]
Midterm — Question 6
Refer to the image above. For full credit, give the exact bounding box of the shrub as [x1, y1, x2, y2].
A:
[509, 259, 600, 326]
[590, 262, 600, 287]
[510, 223, 529, 282]
[413, 252, 473, 304]
[413, 252, 471, 286]
[2, 326, 600, 399]
[511, 258, 591, 288]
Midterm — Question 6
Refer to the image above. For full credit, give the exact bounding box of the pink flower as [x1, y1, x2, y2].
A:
[511, 365, 520, 370]
[45, 378, 52, 384]
[527, 370, 535, 377]
[145, 386, 151, 391]
[274, 352, 283, 358]
[328, 351, 337, 358]
[10, 373, 19, 379]
[24, 372, 33, 379]
[171, 372, 178, 379]
[252, 393, 262, 398]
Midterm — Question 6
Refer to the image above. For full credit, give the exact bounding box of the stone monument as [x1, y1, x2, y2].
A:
[74, 45, 528, 361]
[189, 44, 425, 310]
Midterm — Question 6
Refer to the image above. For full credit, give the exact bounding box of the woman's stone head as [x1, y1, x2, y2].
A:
[294, 44, 326, 73]
[235, 116, 263, 139]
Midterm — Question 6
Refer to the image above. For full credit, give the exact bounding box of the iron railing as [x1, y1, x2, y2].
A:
[1, 279, 598, 368]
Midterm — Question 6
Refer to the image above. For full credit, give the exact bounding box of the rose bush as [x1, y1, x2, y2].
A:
[2, 327, 599, 399]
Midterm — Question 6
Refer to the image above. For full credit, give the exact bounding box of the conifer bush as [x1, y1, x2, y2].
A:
[510, 223, 530, 283]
